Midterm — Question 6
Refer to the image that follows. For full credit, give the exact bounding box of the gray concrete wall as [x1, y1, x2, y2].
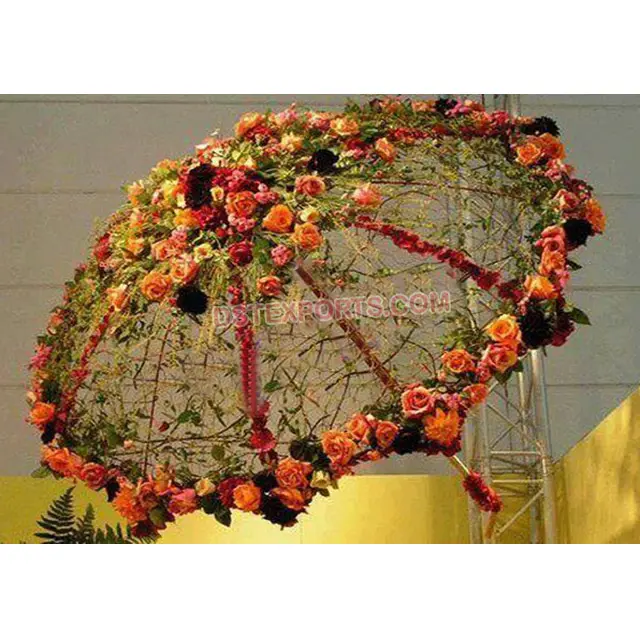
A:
[0, 94, 637, 474]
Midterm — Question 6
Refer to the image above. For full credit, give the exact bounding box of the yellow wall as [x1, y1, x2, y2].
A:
[0, 475, 470, 544]
[554, 387, 640, 543]
[2, 389, 639, 544]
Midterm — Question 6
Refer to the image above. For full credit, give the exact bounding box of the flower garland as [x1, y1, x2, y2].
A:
[26, 97, 605, 537]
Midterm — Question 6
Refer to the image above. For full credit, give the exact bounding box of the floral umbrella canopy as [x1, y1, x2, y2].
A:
[27, 97, 605, 536]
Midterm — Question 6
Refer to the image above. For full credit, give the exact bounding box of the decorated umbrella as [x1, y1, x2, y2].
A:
[27, 97, 605, 537]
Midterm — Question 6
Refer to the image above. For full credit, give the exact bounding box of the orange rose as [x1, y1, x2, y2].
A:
[375, 420, 400, 450]
[401, 384, 435, 418]
[233, 482, 262, 512]
[169, 254, 199, 285]
[485, 314, 521, 346]
[375, 137, 397, 162]
[295, 175, 326, 197]
[173, 208, 200, 229]
[127, 182, 145, 207]
[464, 383, 488, 406]
[539, 248, 566, 277]
[235, 112, 265, 138]
[538, 133, 565, 160]
[226, 191, 258, 218]
[345, 413, 372, 442]
[441, 349, 476, 374]
[151, 239, 180, 262]
[79, 462, 108, 490]
[257, 275, 283, 297]
[423, 408, 461, 447]
[30, 401, 56, 426]
[140, 271, 172, 301]
[281, 133, 303, 152]
[321, 430, 357, 466]
[516, 140, 543, 166]
[113, 481, 148, 523]
[126, 236, 146, 256]
[330, 116, 360, 137]
[275, 457, 313, 489]
[262, 205, 294, 233]
[525, 275, 557, 300]
[352, 184, 383, 208]
[107, 284, 129, 312]
[272, 487, 307, 511]
[412, 99, 436, 113]
[584, 198, 606, 233]
[292, 222, 323, 251]
[129, 209, 146, 229]
[481, 343, 518, 373]
[136, 480, 160, 510]
[42, 446, 83, 478]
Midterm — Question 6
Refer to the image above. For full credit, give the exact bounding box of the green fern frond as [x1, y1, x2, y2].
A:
[34, 487, 77, 544]
[34, 487, 157, 544]
[74, 504, 96, 544]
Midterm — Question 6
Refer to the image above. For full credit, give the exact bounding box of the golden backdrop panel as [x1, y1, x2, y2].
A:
[555, 387, 640, 544]
[0, 475, 468, 543]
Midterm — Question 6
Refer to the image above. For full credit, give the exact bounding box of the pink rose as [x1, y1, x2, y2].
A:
[271, 245, 294, 267]
[352, 184, 383, 208]
[168, 489, 198, 515]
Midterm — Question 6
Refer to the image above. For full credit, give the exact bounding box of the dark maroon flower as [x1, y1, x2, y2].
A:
[176, 286, 208, 315]
[520, 116, 560, 137]
[261, 494, 298, 527]
[519, 302, 554, 349]
[308, 149, 339, 174]
[563, 218, 593, 249]
[551, 311, 575, 347]
[185, 164, 215, 210]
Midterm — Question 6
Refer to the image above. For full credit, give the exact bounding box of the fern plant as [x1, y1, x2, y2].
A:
[34, 487, 155, 544]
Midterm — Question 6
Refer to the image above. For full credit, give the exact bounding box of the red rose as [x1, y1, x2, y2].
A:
[93, 233, 111, 264]
[257, 275, 283, 297]
[79, 462, 108, 490]
[228, 241, 254, 266]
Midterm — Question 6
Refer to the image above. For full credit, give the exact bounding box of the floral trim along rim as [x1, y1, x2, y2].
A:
[27, 97, 605, 537]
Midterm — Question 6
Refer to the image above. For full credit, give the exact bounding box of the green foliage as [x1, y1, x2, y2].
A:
[35, 487, 76, 544]
[34, 487, 155, 544]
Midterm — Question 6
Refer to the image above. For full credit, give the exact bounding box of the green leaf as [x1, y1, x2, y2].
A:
[200, 493, 232, 527]
[31, 465, 53, 479]
[568, 307, 591, 326]
[566, 259, 583, 271]
[211, 445, 225, 461]
[214, 509, 232, 527]
[263, 379, 282, 393]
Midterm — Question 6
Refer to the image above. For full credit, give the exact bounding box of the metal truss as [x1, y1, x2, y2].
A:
[463, 94, 558, 544]
[464, 351, 557, 543]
